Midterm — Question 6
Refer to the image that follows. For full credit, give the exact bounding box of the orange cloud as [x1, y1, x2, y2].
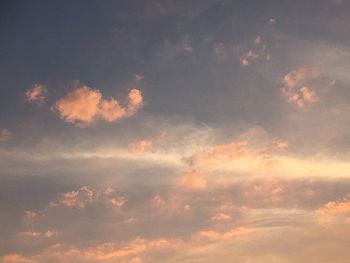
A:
[193, 227, 251, 242]
[3, 238, 183, 263]
[25, 84, 47, 104]
[53, 86, 143, 127]
[317, 199, 350, 214]
[126, 88, 144, 115]
[53, 86, 101, 125]
[98, 98, 126, 122]
[281, 67, 320, 108]
[211, 212, 231, 222]
[1, 254, 31, 263]
[178, 169, 207, 191]
[316, 198, 350, 225]
[49, 186, 126, 210]
[240, 36, 270, 67]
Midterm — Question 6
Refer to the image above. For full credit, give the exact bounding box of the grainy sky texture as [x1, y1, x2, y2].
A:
[1, 0, 350, 262]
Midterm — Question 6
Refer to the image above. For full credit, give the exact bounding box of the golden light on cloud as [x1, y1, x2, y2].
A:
[3, 2, 350, 262]
[53, 86, 143, 127]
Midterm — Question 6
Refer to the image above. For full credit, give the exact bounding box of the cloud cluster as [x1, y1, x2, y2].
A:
[240, 36, 271, 67]
[53, 86, 143, 127]
[49, 186, 126, 210]
[281, 67, 320, 108]
[25, 84, 47, 105]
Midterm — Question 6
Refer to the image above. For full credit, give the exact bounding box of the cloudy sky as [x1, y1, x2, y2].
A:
[1, 0, 350, 262]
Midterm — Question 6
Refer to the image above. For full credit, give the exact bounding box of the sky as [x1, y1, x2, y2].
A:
[1, 0, 350, 262]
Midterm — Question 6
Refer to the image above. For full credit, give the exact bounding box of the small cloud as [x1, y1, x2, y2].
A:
[50, 186, 94, 209]
[25, 84, 47, 105]
[211, 212, 231, 222]
[239, 37, 270, 67]
[134, 74, 144, 82]
[18, 229, 58, 239]
[23, 210, 38, 220]
[268, 18, 276, 24]
[254, 36, 261, 45]
[109, 197, 126, 208]
[53, 86, 143, 127]
[128, 133, 166, 155]
[0, 128, 12, 142]
[281, 67, 320, 108]
[49, 186, 126, 210]
[183, 46, 193, 53]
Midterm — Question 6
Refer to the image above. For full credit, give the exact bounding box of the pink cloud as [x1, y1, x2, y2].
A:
[25, 84, 47, 104]
[281, 67, 320, 108]
[53, 86, 143, 127]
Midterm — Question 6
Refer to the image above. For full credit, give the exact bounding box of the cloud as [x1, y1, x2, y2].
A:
[1, 238, 183, 263]
[48, 186, 126, 210]
[53, 86, 143, 127]
[97, 98, 126, 122]
[128, 133, 166, 155]
[1, 254, 31, 263]
[193, 227, 251, 242]
[239, 36, 271, 67]
[18, 230, 57, 239]
[316, 197, 350, 225]
[211, 212, 231, 222]
[53, 86, 101, 125]
[0, 128, 12, 142]
[281, 67, 320, 108]
[177, 169, 207, 191]
[25, 84, 47, 105]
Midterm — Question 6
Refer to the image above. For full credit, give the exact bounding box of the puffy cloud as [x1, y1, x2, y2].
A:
[25, 84, 47, 104]
[281, 67, 320, 108]
[53, 86, 143, 127]
[126, 89, 144, 115]
[0, 128, 12, 142]
[98, 98, 126, 122]
[53, 86, 102, 125]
